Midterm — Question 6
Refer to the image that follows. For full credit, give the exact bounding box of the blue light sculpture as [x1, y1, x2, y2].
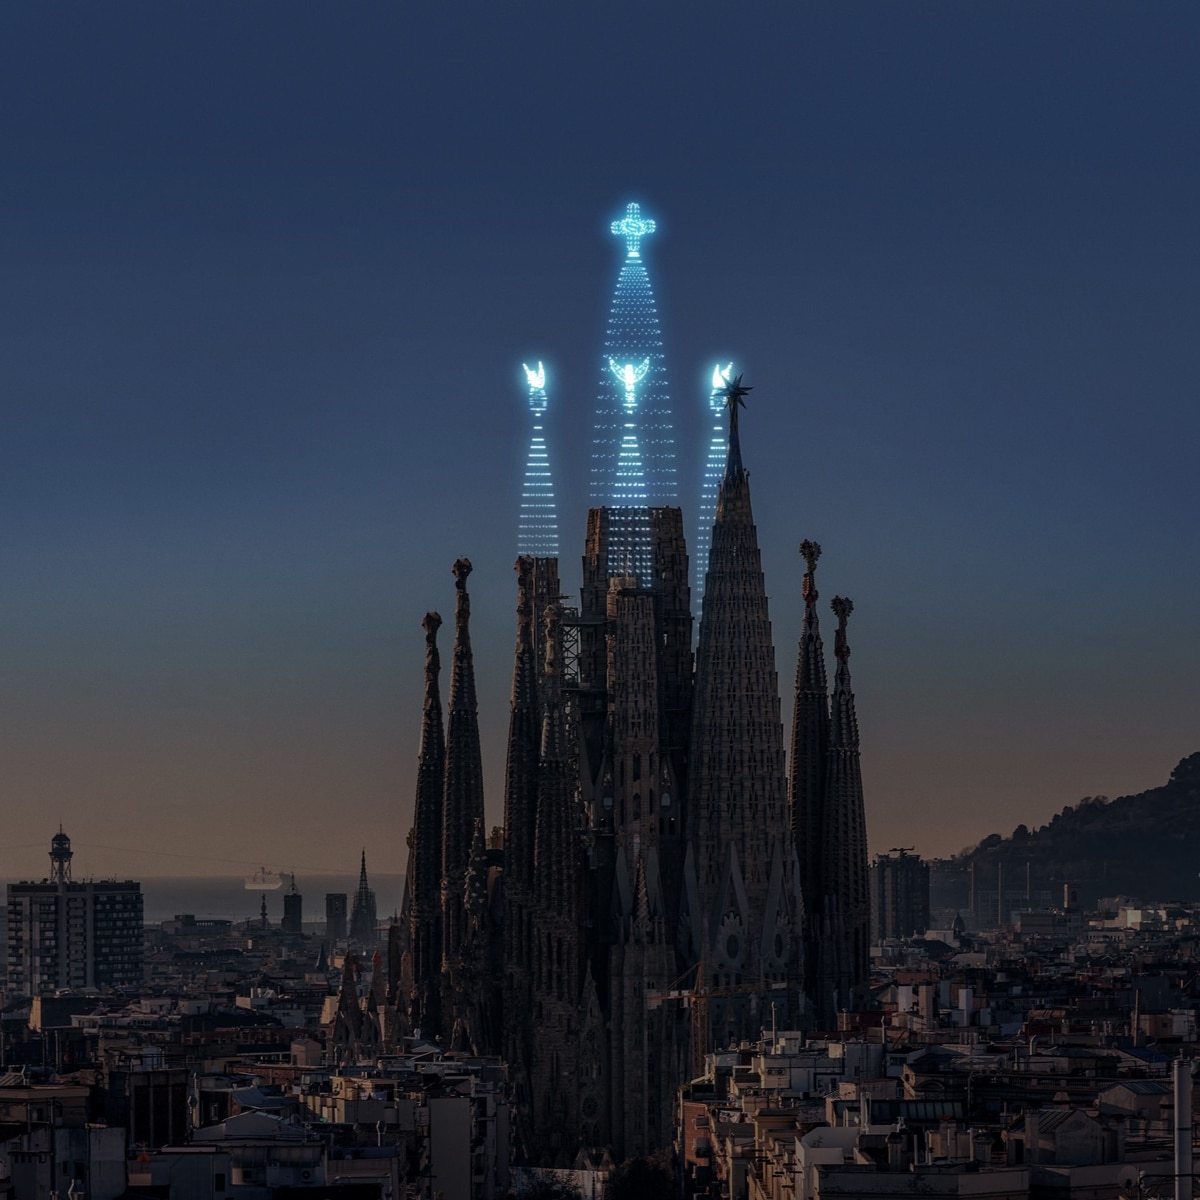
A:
[694, 361, 734, 606]
[517, 361, 559, 557]
[591, 202, 677, 578]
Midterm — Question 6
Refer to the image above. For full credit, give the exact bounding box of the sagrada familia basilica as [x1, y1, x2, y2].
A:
[391, 204, 871, 1163]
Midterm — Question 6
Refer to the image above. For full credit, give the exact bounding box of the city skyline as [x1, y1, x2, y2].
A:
[2, 4, 1198, 878]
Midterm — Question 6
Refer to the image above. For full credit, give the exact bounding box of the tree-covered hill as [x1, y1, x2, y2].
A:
[930, 753, 1200, 912]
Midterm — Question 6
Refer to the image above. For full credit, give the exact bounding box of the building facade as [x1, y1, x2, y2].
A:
[6, 831, 143, 996]
[870, 849, 931, 942]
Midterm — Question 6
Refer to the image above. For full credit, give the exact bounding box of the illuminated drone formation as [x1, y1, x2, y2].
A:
[592, 202, 676, 512]
[517, 361, 559, 557]
[694, 361, 734, 605]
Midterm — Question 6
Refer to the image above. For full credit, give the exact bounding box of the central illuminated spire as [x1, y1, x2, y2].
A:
[591, 201, 677, 543]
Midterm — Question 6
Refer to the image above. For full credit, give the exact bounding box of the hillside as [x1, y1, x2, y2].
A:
[930, 752, 1200, 912]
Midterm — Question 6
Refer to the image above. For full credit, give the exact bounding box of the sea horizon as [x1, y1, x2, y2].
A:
[0, 873, 405, 926]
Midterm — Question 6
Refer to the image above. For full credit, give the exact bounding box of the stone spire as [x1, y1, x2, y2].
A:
[813, 596, 870, 1023]
[350, 849, 377, 946]
[503, 558, 553, 905]
[408, 611, 444, 1037]
[442, 557, 485, 967]
[500, 556, 559, 1118]
[686, 377, 803, 1033]
[789, 540, 829, 1003]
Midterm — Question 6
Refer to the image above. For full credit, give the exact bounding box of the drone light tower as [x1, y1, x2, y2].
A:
[517, 361, 559, 558]
[694, 361, 734, 606]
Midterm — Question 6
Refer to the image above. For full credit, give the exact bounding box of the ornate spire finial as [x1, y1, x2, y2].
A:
[610, 201, 656, 257]
[831, 596, 854, 662]
[453, 558, 472, 589]
[723, 373, 752, 416]
[720, 374, 752, 478]
[800, 541, 821, 605]
[423, 611, 442, 640]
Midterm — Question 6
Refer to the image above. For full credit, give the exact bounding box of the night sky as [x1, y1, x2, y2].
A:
[2, 3, 1197, 881]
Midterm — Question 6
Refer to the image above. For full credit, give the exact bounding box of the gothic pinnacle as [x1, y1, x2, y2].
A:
[443, 554, 485, 973]
[831, 596, 854, 667]
[721, 374, 752, 481]
[800, 540, 821, 606]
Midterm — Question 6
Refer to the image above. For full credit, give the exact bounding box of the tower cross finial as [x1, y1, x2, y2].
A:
[611, 202, 656, 257]
[723, 373, 752, 446]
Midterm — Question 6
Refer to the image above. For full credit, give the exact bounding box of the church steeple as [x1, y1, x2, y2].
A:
[350, 849, 377, 946]
[442, 558, 485, 968]
[790, 542, 830, 954]
[504, 558, 545, 905]
[407, 610, 445, 1037]
[686, 378, 803, 1034]
[812, 596, 870, 1024]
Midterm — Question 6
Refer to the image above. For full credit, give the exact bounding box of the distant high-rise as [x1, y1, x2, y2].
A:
[517, 362, 558, 557]
[870, 849, 930, 941]
[6, 829, 143, 995]
[282, 876, 303, 934]
[325, 892, 348, 942]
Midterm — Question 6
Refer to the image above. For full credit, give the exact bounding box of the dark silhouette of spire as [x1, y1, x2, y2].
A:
[504, 558, 543, 903]
[814, 596, 870, 1022]
[407, 610, 445, 1037]
[722, 374, 751, 482]
[789, 540, 829, 1004]
[350, 849, 377, 945]
[441, 557, 488, 1051]
[442, 558, 485, 964]
[687, 378, 803, 1031]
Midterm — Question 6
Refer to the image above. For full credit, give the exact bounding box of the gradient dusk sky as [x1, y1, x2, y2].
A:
[2, 2, 1197, 881]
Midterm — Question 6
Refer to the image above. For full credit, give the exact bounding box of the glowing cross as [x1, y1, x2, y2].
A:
[610, 202, 656, 257]
[609, 356, 651, 411]
[523, 361, 545, 391]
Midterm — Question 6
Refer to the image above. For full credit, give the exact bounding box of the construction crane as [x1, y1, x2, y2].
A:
[646, 957, 789, 1082]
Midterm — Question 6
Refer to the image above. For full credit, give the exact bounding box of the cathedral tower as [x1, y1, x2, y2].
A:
[685, 378, 805, 1046]
[789, 541, 830, 1013]
[441, 557, 488, 1051]
[813, 596, 871, 1022]
[405, 611, 445, 1038]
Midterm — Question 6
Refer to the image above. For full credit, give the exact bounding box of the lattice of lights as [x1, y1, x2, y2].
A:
[591, 202, 677, 522]
[694, 362, 734, 606]
[517, 360, 559, 558]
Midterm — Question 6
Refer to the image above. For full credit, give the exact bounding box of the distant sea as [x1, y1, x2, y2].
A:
[0, 874, 405, 926]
